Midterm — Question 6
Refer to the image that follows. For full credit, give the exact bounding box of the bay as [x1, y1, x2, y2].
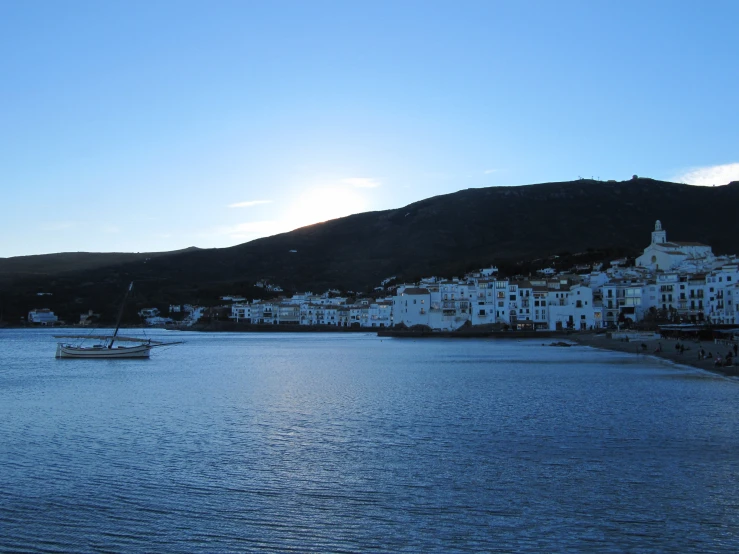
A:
[1, 328, 738, 552]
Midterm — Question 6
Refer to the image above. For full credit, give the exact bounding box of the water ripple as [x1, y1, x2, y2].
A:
[2, 329, 739, 551]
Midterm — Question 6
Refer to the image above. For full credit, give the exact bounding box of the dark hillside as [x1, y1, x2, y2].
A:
[3, 178, 739, 323]
[131, 177, 739, 292]
[0, 247, 200, 282]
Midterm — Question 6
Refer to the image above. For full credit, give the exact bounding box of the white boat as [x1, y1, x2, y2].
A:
[54, 282, 181, 359]
[54, 336, 167, 358]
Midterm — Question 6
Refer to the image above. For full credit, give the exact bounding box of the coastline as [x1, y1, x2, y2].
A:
[568, 332, 739, 378]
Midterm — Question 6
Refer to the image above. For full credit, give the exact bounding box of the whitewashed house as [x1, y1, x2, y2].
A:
[393, 287, 431, 328]
[368, 301, 392, 327]
[277, 303, 300, 325]
[230, 303, 254, 323]
[470, 280, 496, 325]
[532, 284, 549, 329]
[28, 309, 58, 325]
[547, 285, 596, 330]
[705, 264, 739, 324]
[511, 280, 534, 328]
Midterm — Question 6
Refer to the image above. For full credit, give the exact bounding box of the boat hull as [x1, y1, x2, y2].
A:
[56, 343, 152, 359]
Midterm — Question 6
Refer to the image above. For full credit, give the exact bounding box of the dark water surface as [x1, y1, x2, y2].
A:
[1, 329, 739, 552]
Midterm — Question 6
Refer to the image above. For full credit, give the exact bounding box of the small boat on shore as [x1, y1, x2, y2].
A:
[54, 282, 181, 359]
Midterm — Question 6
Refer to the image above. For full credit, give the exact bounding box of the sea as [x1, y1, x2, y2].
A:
[1, 328, 739, 553]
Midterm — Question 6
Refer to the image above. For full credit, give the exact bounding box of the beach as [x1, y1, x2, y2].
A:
[570, 332, 739, 377]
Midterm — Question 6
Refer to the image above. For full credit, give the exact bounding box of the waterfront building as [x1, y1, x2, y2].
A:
[368, 301, 392, 327]
[705, 264, 739, 324]
[547, 284, 596, 331]
[28, 308, 58, 325]
[392, 287, 432, 328]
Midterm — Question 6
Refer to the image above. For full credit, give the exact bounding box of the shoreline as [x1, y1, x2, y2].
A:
[568, 332, 739, 378]
[5, 324, 739, 377]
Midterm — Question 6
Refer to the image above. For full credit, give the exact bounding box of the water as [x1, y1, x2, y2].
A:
[2, 328, 739, 552]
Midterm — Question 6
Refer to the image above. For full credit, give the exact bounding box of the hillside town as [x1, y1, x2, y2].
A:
[226, 220, 739, 331]
[27, 221, 739, 332]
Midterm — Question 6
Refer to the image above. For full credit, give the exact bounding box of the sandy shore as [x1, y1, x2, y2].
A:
[567, 332, 739, 378]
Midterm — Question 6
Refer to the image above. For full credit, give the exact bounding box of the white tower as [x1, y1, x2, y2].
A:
[651, 220, 666, 244]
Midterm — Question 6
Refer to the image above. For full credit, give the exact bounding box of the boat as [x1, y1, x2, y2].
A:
[54, 282, 181, 359]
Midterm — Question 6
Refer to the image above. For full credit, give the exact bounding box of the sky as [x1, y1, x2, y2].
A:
[1, 0, 738, 258]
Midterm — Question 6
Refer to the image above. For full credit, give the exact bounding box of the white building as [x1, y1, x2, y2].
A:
[28, 309, 58, 325]
[392, 287, 431, 328]
[705, 264, 739, 324]
[368, 301, 392, 327]
[547, 285, 596, 330]
[636, 220, 714, 271]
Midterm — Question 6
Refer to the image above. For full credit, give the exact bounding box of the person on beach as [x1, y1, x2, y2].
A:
[734, 343, 738, 357]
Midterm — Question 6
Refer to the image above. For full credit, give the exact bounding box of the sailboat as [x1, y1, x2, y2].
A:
[54, 282, 181, 359]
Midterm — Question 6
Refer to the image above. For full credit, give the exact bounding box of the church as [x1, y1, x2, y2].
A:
[635, 220, 714, 270]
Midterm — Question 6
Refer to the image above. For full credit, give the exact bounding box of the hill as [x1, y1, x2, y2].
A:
[0, 247, 200, 281]
[2, 178, 739, 323]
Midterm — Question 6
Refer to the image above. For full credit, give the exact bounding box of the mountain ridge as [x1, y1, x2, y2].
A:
[3, 178, 739, 322]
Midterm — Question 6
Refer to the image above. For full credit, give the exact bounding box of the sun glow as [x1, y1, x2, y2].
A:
[215, 182, 376, 245]
[283, 186, 370, 230]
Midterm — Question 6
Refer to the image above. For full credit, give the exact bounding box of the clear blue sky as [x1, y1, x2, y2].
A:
[2, 0, 737, 257]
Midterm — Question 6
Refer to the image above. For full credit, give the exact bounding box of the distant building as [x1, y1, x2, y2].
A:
[80, 310, 100, 325]
[145, 316, 175, 326]
[220, 296, 246, 302]
[28, 309, 58, 325]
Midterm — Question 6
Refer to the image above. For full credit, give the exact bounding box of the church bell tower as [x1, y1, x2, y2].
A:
[651, 220, 667, 244]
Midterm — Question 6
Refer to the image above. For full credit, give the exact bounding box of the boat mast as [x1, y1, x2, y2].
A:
[109, 282, 134, 349]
